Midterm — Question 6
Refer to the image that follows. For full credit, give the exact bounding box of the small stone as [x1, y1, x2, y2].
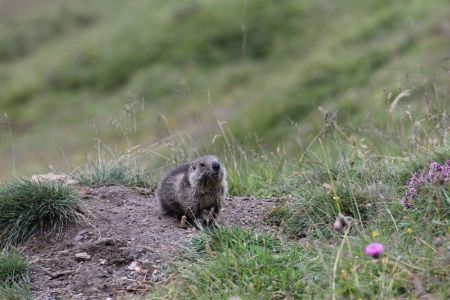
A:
[74, 230, 88, 241]
[48, 280, 64, 288]
[179, 215, 188, 229]
[80, 187, 93, 198]
[30, 173, 78, 185]
[151, 274, 161, 282]
[75, 252, 91, 261]
[141, 245, 154, 253]
[127, 261, 139, 270]
[136, 187, 152, 195]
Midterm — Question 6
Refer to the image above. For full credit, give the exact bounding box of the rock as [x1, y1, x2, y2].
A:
[30, 173, 78, 185]
[75, 252, 91, 261]
[136, 187, 152, 195]
[80, 187, 93, 198]
[48, 280, 65, 288]
[93, 238, 115, 246]
[141, 245, 154, 253]
[127, 261, 139, 271]
[74, 230, 89, 242]
[46, 269, 74, 279]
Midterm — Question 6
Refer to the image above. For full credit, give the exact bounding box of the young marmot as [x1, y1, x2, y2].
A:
[157, 155, 227, 228]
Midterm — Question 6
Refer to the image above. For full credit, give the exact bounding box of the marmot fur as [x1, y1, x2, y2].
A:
[157, 155, 227, 226]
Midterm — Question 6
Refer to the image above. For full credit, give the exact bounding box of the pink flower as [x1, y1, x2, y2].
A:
[364, 242, 385, 258]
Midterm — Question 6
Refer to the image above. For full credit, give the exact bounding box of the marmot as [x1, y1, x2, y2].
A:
[157, 155, 228, 228]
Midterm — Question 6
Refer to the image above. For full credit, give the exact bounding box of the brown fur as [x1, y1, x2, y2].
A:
[157, 155, 227, 224]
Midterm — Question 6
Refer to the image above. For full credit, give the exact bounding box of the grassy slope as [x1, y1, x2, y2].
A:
[0, 0, 449, 177]
[0, 1, 449, 298]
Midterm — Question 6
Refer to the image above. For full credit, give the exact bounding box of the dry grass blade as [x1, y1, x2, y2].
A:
[388, 89, 412, 113]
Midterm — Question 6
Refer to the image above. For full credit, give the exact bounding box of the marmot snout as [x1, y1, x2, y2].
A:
[157, 155, 228, 227]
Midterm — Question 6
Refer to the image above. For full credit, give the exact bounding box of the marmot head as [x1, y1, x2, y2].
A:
[188, 155, 226, 188]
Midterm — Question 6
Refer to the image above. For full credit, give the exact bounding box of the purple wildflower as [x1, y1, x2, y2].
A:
[364, 242, 385, 259]
[430, 162, 443, 172]
[401, 197, 412, 209]
[406, 187, 417, 197]
[408, 172, 424, 188]
[401, 160, 450, 208]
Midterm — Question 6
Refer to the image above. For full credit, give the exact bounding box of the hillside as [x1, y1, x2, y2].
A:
[0, 1, 449, 299]
[0, 0, 449, 178]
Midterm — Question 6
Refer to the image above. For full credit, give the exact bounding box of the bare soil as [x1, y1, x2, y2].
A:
[19, 186, 278, 300]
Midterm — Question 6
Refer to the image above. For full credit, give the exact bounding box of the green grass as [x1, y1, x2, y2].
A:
[0, 179, 83, 246]
[150, 228, 322, 299]
[0, 1, 449, 298]
[0, 284, 32, 300]
[76, 159, 156, 188]
[268, 145, 450, 238]
[1, 0, 450, 178]
[0, 6, 94, 63]
[150, 223, 448, 299]
[0, 251, 28, 285]
[0, 250, 31, 300]
[148, 93, 449, 299]
[149, 149, 449, 299]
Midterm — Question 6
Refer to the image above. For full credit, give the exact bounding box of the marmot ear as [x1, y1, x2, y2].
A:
[190, 162, 196, 170]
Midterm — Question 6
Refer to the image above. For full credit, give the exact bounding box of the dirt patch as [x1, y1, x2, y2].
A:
[19, 186, 278, 299]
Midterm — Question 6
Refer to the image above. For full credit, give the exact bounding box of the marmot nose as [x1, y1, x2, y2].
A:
[212, 162, 220, 172]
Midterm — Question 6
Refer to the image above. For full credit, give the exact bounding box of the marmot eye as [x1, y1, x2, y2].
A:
[199, 163, 206, 167]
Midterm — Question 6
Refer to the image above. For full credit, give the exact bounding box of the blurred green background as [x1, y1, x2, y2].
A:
[0, 0, 449, 178]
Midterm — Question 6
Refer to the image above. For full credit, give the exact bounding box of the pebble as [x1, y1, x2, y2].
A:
[74, 230, 89, 241]
[48, 280, 64, 288]
[127, 261, 139, 271]
[75, 252, 91, 261]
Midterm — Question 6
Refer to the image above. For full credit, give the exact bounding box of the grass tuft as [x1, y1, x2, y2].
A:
[0, 283, 32, 300]
[0, 251, 28, 285]
[0, 250, 31, 300]
[0, 178, 83, 246]
[76, 159, 156, 188]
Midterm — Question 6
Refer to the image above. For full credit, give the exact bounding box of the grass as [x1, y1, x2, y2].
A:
[0, 178, 81, 298]
[0, 178, 83, 246]
[0, 251, 28, 285]
[150, 228, 322, 299]
[1, 0, 450, 178]
[0, 75, 445, 299]
[268, 145, 450, 238]
[73, 139, 178, 189]
[147, 90, 449, 298]
[0, 284, 32, 300]
[208, 124, 287, 197]
[76, 159, 156, 189]
[0, 250, 31, 300]
[149, 149, 449, 299]
[0, 0, 449, 298]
